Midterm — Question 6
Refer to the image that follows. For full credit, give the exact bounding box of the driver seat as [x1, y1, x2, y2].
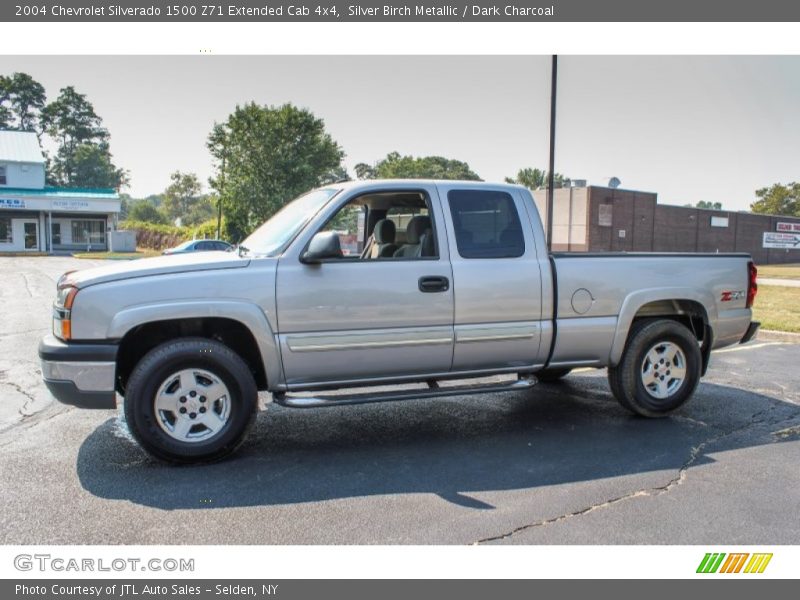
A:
[370, 219, 400, 258]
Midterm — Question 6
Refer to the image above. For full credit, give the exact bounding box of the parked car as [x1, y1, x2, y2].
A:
[39, 180, 759, 462]
[162, 239, 232, 255]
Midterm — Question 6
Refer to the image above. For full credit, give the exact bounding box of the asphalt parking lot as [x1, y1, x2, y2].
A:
[1, 256, 799, 544]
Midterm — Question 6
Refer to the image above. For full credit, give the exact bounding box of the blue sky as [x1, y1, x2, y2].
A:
[2, 55, 797, 211]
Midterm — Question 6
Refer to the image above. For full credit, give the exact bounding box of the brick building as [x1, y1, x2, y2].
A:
[534, 184, 800, 264]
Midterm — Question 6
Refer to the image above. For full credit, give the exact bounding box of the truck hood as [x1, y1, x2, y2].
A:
[64, 252, 250, 289]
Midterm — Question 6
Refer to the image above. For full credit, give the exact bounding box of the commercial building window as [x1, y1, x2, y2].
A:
[71, 220, 106, 245]
[0, 217, 11, 243]
[51, 223, 61, 245]
[0, 165, 6, 185]
[710, 216, 729, 228]
[447, 190, 525, 259]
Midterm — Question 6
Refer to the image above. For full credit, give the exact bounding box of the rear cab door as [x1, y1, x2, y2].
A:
[437, 183, 548, 372]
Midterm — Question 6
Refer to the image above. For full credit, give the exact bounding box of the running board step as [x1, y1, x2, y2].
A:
[273, 376, 536, 409]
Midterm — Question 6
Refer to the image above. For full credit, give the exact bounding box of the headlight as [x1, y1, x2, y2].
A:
[55, 286, 78, 309]
[53, 284, 78, 340]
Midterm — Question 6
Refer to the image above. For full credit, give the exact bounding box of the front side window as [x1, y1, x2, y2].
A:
[314, 191, 438, 260]
[71, 220, 106, 245]
[448, 190, 525, 259]
[0, 217, 11, 243]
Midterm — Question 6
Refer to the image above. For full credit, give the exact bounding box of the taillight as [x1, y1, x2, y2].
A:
[746, 261, 758, 308]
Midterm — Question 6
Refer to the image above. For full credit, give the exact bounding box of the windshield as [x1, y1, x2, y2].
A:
[240, 188, 340, 256]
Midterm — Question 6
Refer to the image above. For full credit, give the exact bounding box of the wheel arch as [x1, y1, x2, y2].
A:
[609, 289, 715, 369]
[110, 301, 282, 394]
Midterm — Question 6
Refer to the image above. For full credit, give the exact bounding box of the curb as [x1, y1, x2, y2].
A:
[757, 329, 800, 342]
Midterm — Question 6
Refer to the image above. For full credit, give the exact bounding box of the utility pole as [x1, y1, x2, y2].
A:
[546, 55, 558, 252]
[216, 152, 225, 240]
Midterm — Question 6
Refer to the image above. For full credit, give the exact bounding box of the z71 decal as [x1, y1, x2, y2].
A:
[721, 290, 745, 302]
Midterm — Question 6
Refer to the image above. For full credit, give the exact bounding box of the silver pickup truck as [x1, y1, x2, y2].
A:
[39, 180, 760, 462]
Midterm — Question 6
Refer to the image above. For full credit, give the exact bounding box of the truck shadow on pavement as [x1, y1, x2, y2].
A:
[76, 376, 800, 510]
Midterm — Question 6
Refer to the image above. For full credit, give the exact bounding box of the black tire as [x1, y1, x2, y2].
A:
[535, 367, 572, 383]
[123, 337, 258, 463]
[608, 318, 701, 418]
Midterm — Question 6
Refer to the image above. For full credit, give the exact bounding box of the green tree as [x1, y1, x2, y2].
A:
[208, 102, 344, 241]
[127, 200, 167, 224]
[161, 171, 203, 224]
[750, 182, 800, 217]
[321, 165, 350, 184]
[41, 86, 126, 189]
[354, 162, 376, 180]
[185, 195, 216, 226]
[0, 72, 46, 133]
[504, 167, 567, 189]
[70, 143, 129, 189]
[689, 200, 723, 210]
[356, 152, 480, 181]
[0, 76, 11, 129]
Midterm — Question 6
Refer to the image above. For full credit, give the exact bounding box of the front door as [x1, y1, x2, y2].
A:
[23, 222, 38, 250]
[275, 186, 455, 388]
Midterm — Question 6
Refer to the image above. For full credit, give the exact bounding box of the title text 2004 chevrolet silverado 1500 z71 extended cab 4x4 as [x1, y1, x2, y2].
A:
[39, 180, 760, 462]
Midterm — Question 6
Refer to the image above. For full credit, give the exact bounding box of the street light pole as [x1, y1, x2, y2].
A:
[546, 54, 558, 253]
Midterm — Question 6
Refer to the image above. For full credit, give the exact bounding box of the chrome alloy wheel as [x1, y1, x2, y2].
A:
[154, 368, 231, 443]
[640, 341, 687, 400]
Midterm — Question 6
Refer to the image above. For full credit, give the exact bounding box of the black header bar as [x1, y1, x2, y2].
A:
[4, 0, 799, 22]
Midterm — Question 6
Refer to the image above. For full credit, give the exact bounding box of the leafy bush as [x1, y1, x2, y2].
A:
[126, 201, 168, 224]
[118, 220, 189, 250]
[193, 217, 228, 241]
[119, 218, 229, 250]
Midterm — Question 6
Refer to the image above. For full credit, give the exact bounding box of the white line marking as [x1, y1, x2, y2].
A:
[714, 342, 784, 354]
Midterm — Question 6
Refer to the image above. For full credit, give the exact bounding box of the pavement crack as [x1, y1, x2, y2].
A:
[20, 273, 34, 298]
[0, 328, 47, 338]
[0, 380, 39, 418]
[475, 404, 796, 544]
[0, 403, 72, 440]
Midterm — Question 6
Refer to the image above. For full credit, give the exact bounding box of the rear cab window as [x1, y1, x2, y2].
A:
[447, 190, 525, 258]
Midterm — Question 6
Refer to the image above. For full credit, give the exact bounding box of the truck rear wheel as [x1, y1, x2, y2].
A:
[123, 338, 258, 463]
[608, 319, 701, 418]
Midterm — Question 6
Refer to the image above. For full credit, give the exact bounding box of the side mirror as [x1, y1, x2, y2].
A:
[300, 231, 343, 264]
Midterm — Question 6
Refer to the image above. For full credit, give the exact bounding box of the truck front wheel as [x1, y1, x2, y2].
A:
[123, 338, 258, 463]
[608, 319, 701, 417]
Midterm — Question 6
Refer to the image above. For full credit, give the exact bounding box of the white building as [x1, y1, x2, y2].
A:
[0, 130, 121, 253]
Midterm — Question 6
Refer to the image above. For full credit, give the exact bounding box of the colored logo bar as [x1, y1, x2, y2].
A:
[697, 553, 772, 574]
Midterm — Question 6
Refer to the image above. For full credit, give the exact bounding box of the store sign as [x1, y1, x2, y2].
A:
[776, 222, 800, 233]
[53, 199, 90, 210]
[0, 198, 26, 209]
[763, 232, 800, 249]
